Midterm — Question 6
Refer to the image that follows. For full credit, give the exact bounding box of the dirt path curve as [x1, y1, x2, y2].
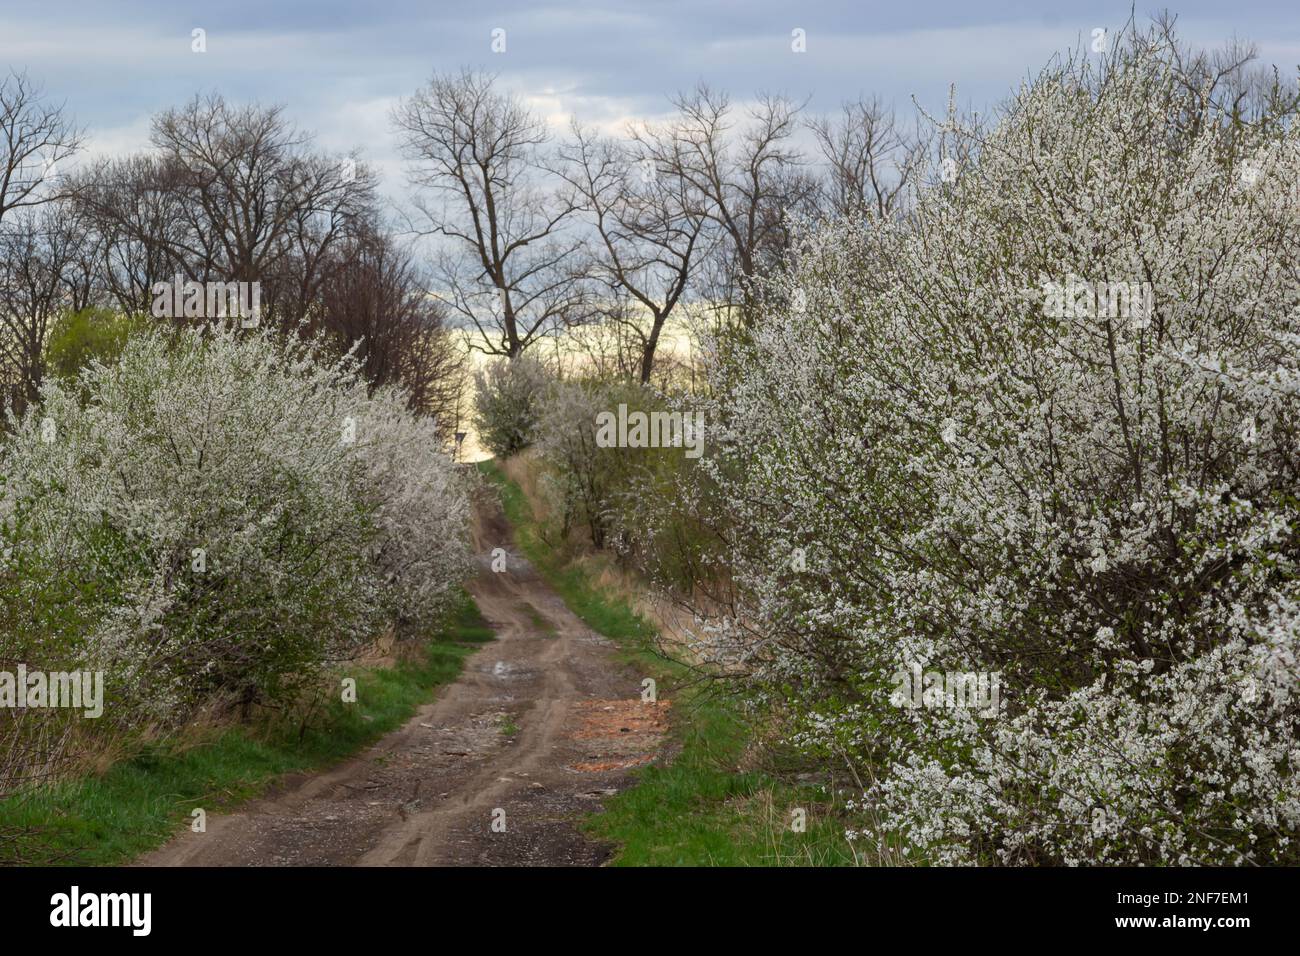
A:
[139, 496, 667, 867]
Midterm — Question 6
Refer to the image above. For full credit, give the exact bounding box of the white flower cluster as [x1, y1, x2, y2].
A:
[702, 36, 1300, 864]
[0, 326, 471, 720]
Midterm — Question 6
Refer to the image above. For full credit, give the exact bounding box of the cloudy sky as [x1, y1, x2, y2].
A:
[2, 0, 1297, 202]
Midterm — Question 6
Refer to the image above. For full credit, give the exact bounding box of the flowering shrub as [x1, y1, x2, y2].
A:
[0, 325, 471, 726]
[534, 378, 618, 548]
[702, 32, 1300, 864]
[531, 377, 725, 594]
[472, 355, 548, 458]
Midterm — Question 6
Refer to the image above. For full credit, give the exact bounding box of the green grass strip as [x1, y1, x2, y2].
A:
[0, 592, 493, 866]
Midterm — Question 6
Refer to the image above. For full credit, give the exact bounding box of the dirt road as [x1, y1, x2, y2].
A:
[140, 498, 666, 866]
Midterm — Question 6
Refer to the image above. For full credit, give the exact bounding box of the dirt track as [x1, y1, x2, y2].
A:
[139, 498, 666, 867]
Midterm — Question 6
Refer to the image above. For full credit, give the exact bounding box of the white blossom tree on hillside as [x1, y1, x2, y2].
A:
[700, 23, 1300, 865]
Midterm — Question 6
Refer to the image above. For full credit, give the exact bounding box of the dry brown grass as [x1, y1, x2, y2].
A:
[501, 449, 551, 525]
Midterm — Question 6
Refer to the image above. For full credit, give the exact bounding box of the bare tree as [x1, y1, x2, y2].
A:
[557, 123, 712, 383]
[393, 69, 587, 358]
[0, 205, 88, 408]
[0, 71, 81, 408]
[0, 70, 82, 227]
[559, 296, 645, 382]
[70, 155, 192, 314]
[314, 226, 467, 430]
[633, 85, 815, 326]
[143, 94, 374, 324]
[808, 96, 921, 220]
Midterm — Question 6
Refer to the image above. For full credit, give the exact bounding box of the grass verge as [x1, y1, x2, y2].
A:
[0, 592, 493, 866]
[478, 458, 859, 866]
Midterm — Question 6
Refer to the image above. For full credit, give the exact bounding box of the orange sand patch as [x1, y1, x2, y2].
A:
[567, 699, 670, 773]
[570, 699, 671, 739]
[570, 756, 656, 773]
